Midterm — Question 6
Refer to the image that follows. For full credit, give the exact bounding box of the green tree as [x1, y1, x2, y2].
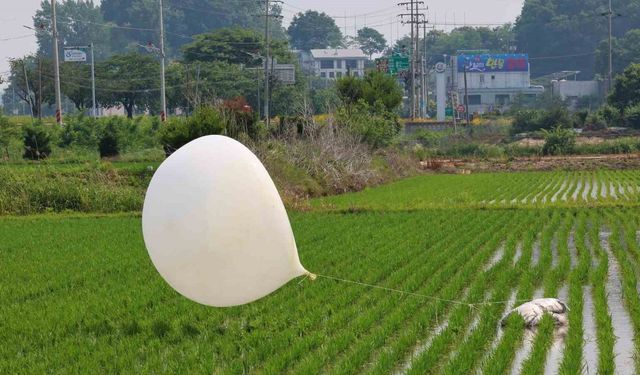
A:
[6, 56, 54, 119]
[165, 61, 260, 115]
[287, 11, 343, 50]
[97, 53, 160, 118]
[182, 28, 291, 65]
[390, 25, 515, 67]
[514, 0, 640, 78]
[34, 0, 112, 59]
[596, 30, 640, 77]
[336, 72, 402, 113]
[60, 62, 93, 111]
[609, 63, 640, 113]
[100, 0, 284, 57]
[356, 27, 387, 58]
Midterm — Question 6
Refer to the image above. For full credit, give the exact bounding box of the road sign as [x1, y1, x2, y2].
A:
[63, 49, 87, 62]
[445, 107, 454, 116]
[389, 54, 410, 74]
[435, 62, 446, 73]
[456, 104, 466, 113]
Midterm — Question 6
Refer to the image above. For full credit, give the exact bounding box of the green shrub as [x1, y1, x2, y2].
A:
[571, 110, 589, 128]
[23, 124, 52, 160]
[158, 105, 226, 155]
[511, 110, 540, 134]
[414, 130, 447, 147]
[623, 104, 640, 129]
[59, 115, 100, 149]
[511, 107, 571, 134]
[541, 126, 576, 156]
[0, 114, 20, 159]
[336, 100, 401, 148]
[99, 121, 120, 158]
[584, 112, 608, 131]
[598, 104, 622, 127]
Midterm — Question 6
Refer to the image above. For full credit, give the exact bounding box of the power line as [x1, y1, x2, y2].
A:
[0, 34, 35, 42]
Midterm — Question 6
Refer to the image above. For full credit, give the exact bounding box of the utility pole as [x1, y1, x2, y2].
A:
[420, 20, 431, 118]
[463, 64, 470, 127]
[262, 0, 282, 127]
[264, 0, 271, 127]
[608, 0, 613, 94]
[398, 0, 425, 120]
[51, 0, 62, 124]
[38, 55, 42, 120]
[90, 43, 96, 118]
[159, 0, 167, 121]
[448, 55, 457, 131]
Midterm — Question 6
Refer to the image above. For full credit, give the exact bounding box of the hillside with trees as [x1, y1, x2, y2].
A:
[515, 0, 640, 78]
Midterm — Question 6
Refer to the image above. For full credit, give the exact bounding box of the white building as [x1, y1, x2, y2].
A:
[552, 80, 601, 101]
[452, 54, 544, 114]
[295, 49, 368, 79]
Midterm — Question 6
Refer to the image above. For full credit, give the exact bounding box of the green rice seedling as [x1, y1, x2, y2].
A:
[324, 211, 518, 375]
[363, 213, 540, 375]
[259, 211, 486, 373]
[519, 314, 556, 375]
[607, 210, 640, 373]
[587, 212, 616, 375]
[438, 224, 531, 375]
[405, 212, 553, 375]
[559, 210, 590, 373]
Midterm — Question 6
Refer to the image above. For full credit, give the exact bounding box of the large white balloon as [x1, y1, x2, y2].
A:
[142, 135, 310, 307]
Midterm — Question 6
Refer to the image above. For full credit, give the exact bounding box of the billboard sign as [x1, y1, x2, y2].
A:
[63, 49, 87, 62]
[457, 54, 528, 73]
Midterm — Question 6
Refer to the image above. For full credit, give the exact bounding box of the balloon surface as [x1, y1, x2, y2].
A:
[142, 135, 309, 307]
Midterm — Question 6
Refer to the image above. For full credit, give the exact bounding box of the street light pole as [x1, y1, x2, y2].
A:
[159, 0, 167, 121]
[51, 0, 63, 124]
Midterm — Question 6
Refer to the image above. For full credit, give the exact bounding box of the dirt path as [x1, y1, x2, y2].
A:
[423, 153, 640, 173]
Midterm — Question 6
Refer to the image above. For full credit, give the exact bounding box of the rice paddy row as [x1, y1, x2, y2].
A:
[315, 169, 640, 210]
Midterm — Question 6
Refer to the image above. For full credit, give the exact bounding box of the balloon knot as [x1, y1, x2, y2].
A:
[307, 272, 317, 281]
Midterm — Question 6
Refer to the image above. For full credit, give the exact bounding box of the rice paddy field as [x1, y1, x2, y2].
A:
[2, 168, 640, 374]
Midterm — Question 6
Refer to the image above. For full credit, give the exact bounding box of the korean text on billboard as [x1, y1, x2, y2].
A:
[457, 54, 528, 73]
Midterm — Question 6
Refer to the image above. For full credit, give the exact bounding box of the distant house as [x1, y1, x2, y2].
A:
[294, 49, 368, 79]
[451, 53, 545, 114]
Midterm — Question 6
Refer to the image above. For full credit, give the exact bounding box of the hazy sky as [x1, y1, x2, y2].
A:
[0, 0, 524, 90]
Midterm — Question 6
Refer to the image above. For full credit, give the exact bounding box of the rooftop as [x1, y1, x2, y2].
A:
[309, 48, 367, 59]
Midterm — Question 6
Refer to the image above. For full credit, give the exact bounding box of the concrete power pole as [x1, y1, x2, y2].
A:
[608, 0, 613, 94]
[159, 0, 167, 121]
[264, 0, 271, 127]
[398, 0, 424, 120]
[51, 0, 62, 124]
[90, 43, 96, 118]
[262, 0, 282, 127]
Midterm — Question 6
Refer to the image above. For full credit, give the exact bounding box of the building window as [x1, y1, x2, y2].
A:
[495, 94, 510, 105]
[346, 60, 357, 69]
[320, 60, 334, 69]
[329, 72, 335, 78]
[353, 71, 359, 77]
[320, 72, 326, 78]
[479, 74, 485, 85]
[465, 95, 481, 105]
[337, 72, 342, 78]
